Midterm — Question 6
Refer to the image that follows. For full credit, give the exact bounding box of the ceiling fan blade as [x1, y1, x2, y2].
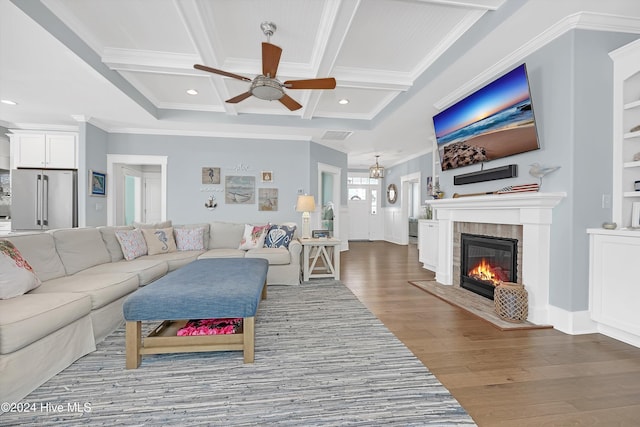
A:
[194, 64, 251, 82]
[262, 42, 282, 78]
[226, 92, 252, 103]
[279, 94, 302, 111]
[283, 77, 336, 90]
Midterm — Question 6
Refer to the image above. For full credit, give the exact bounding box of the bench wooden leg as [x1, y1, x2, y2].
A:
[125, 321, 142, 369]
[243, 316, 255, 363]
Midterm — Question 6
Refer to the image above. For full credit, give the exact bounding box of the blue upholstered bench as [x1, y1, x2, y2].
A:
[123, 258, 268, 368]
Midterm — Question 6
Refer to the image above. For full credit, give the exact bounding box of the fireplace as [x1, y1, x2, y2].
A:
[460, 233, 518, 300]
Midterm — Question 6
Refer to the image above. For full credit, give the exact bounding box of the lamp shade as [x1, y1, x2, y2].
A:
[296, 195, 316, 212]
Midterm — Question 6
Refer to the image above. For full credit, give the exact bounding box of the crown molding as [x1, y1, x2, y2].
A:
[434, 11, 640, 110]
[103, 126, 313, 142]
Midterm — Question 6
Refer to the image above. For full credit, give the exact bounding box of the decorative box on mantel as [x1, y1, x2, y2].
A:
[428, 192, 566, 326]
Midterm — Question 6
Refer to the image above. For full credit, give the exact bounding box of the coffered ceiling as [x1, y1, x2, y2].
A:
[2, 0, 640, 168]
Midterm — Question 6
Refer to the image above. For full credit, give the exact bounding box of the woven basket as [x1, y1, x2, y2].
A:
[494, 282, 528, 322]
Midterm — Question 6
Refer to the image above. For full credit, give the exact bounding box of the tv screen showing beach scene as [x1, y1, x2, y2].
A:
[433, 63, 540, 171]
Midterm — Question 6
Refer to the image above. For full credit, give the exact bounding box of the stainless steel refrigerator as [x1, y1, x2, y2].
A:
[11, 169, 77, 231]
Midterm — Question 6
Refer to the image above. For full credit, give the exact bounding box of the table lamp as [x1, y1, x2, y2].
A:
[296, 194, 316, 239]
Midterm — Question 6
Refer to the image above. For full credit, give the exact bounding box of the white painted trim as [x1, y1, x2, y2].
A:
[547, 305, 597, 335]
[317, 162, 344, 250]
[106, 154, 167, 226]
[435, 11, 640, 110]
[400, 172, 421, 246]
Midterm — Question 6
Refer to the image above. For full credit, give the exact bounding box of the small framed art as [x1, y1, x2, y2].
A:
[89, 170, 106, 196]
[202, 167, 220, 184]
[312, 229, 331, 239]
[261, 171, 273, 182]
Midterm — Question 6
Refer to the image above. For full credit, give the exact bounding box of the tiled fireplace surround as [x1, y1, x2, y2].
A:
[430, 192, 566, 326]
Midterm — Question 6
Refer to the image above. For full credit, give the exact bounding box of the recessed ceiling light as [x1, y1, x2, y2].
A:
[338, 98, 349, 105]
[1, 99, 17, 105]
[186, 89, 198, 95]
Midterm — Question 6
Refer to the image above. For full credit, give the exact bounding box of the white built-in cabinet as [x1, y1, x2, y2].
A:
[611, 38, 640, 228]
[587, 39, 640, 349]
[418, 219, 438, 272]
[10, 131, 78, 169]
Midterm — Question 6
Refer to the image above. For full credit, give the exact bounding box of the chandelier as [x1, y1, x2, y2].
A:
[369, 155, 385, 179]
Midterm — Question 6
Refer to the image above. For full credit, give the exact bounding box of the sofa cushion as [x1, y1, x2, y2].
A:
[5, 233, 66, 282]
[245, 247, 290, 265]
[51, 228, 112, 275]
[141, 227, 177, 255]
[115, 228, 148, 260]
[238, 224, 270, 250]
[208, 221, 244, 249]
[30, 273, 139, 310]
[174, 227, 206, 251]
[144, 250, 204, 271]
[174, 223, 210, 250]
[0, 292, 92, 354]
[133, 220, 172, 229]
[0, 240, 41, 299]
[98, 225, 134, 262]
[264, 224, 297, 248]
[198, 248, 246, 259]
[76, 258, 168, 286]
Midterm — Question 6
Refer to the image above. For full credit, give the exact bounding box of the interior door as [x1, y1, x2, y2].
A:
[143, 174, 161, 223]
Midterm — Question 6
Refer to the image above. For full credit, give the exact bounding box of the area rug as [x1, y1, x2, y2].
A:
[409, 280, 552, 331]
[2, 281, 475, 426]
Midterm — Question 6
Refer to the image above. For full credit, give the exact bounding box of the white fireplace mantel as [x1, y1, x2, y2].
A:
[429, 192, 566, 325]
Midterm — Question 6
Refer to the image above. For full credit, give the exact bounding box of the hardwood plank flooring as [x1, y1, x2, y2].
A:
[340, 241, 640, 426]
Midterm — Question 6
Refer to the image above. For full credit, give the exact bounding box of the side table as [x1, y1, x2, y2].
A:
[300, 238, 341, 281]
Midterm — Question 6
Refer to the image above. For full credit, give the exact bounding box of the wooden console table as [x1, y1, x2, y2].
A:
[301, 238, 341, 281]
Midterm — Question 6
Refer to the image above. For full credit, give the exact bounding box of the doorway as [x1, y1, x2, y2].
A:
[107, 154, 167, 226]
[317, 163, 341, 242]
[347, 172, 382, 240]
[400, 172, 421, 245]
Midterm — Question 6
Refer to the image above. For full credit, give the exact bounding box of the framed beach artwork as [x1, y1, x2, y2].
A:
[202, 167, 220, 184]
[225, 176, 255, 204]
[261, 171, 273, 182]
[258, 188, 278, 211]
[89, 170, 106, 196]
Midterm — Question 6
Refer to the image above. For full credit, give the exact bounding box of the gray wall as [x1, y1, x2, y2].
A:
[107, 133, 346, 226]
[82, 122, 108, 226]
[309, 142, 348, 206]
[382, 153, 433, 208]
[390, 29, 638, 313]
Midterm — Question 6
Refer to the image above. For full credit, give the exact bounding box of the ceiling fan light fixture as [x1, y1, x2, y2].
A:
[250, 75, 284, 101]
[369, 155, 385, 179]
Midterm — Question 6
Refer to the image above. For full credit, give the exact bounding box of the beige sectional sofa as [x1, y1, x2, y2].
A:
[0, 221, 301, 403]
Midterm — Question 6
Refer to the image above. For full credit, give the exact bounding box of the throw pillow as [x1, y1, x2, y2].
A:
[142, 227, 177, 255]
[238, 224, 270, 250]
[115, 229, 148, 260]
[174, 227, 205, 251]
[0, 240, 42, 299]
[264, 224, 297, 248]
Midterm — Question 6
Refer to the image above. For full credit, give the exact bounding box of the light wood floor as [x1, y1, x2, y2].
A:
[340, 241, 640, 426]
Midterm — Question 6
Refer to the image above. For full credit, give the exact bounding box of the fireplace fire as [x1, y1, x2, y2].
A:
[460, 233, 518, 299]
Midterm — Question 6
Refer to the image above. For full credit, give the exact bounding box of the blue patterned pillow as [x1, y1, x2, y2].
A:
[264, 224, 296, 248]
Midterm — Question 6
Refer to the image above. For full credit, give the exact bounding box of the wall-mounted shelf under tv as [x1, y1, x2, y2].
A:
[453, 164, 518, 185]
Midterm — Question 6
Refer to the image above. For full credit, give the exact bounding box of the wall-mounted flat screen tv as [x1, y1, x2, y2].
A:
[433, 63, 540, 171]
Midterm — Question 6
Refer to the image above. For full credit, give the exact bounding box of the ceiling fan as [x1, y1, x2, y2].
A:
[194, 21, 336, 111]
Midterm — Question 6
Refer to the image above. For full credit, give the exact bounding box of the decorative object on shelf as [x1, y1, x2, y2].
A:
[528, 163, 560, 187]
[634, 152, 640, 161]
[205, 195, 217, 210]
[602, 222, 617, 230]
[202, 167, 220, 184]
[296, 194, 316, 239]
[494, 282, 528, 323]
[426, 176, 433, 196]
[258, 188, 278, 211]
[387, 183, 397, 204]
[261, 171, 273, 182]
[632, 202, 640, 229]
[312, 229, 330, 239]
[225, 176, 255, 204]
[369, 155, 385, 179]
[452, 183, 540, 198]
[89, 170, 106, 196]
[630, 124, 640, 133]
[635, 180, 640, 191]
